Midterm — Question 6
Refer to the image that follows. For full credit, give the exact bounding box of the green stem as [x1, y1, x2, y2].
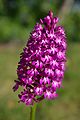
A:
[30, 104, 37, 120]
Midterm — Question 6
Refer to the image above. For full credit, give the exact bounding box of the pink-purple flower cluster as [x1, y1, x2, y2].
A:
[13, 11, 67, 105]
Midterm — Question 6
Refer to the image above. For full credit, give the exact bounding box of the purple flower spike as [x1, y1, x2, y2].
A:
[13, 11, 67, 106]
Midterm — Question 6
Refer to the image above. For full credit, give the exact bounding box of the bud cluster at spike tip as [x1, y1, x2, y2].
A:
[13, 11, 67, 105]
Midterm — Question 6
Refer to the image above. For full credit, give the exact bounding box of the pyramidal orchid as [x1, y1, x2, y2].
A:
[13, 10, 67, 120]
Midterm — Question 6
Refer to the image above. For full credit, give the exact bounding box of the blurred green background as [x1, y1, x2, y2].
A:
[0, 0, 80, 120]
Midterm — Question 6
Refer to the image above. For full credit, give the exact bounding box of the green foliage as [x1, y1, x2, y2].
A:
[0, 0, 65, 43]
[0, 17, 32, 43]
[0, 0, 80, 43]
[63, 12, 80, 42]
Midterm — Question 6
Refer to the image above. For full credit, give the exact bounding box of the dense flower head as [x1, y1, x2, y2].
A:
[13, 11, 67, 105]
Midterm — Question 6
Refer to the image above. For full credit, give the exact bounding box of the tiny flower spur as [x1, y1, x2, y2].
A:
[13, 11, 67, 106]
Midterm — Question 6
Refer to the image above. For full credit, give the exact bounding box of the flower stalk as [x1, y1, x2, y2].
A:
[30, 104, 37, 120]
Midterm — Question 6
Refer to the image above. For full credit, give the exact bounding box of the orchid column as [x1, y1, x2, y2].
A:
[13, 11, 67, 120]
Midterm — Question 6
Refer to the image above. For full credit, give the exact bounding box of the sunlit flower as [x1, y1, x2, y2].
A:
[13, 11, 67, 105]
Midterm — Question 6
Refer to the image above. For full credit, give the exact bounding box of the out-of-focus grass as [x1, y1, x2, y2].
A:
[0, 43, 80, 120]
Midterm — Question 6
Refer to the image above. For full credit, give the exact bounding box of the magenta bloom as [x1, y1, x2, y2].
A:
[13, 11, 67, 105]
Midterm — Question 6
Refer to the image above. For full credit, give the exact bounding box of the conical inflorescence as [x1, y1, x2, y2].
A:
[13, 11, 67, 105]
